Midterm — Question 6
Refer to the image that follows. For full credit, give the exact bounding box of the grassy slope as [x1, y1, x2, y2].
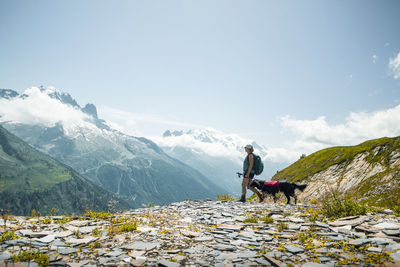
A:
[0, 125, 72, 193]
[272, 136, 400, 207]
[0, 125, 131, 215]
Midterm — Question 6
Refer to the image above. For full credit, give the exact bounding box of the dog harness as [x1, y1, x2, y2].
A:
[262, 180, 280, 191]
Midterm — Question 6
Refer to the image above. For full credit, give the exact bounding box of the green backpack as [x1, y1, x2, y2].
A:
[253, 154, 264, 175]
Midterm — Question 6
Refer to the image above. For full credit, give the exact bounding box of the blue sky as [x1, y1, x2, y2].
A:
[1, 0, 400, 161]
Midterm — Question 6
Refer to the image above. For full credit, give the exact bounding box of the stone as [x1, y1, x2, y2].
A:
[374, 222, 400, 230]
[302, 263, 326, 267]
[68, 220, 90, 227]
[0, 253, 12, 261]
[213, 244, 236, 251]
[386, 243, 400, 252]
[65, 237, 97, 246]
[131, 256, 147, 266]
[236, 251, 258, 258]
[57, 247, 77, 255]
[285, 245, 304, 254]
[367, 246, 382, 253]
[54, 231, 74, 238]
[122, 242, 161, 251]
[348, 238, 370, 247]
[384, 229, 400, 236]
[38, 234, 55, 243]
[158, 259, 180, 267]
[195, 236, 213, 242]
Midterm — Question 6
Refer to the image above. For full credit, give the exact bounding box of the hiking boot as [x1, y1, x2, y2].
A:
[258, 193, 264, 203]
[238, 196, 246, 203]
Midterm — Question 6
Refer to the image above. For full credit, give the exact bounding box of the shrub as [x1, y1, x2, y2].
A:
[12, 250, 49, 267]
[217, 194, 236, 201]
[120, 221, 137, 232]
[0, 231, 20, 242]
[277, 222, 288, 232]
[321, 189, 367, 218]
[260, 216, 274, 224]
[85, 210, 112, 220]
[243, 217, 258, 223]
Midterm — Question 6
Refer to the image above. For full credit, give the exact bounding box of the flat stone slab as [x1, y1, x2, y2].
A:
[195, 236, 214, 242]
[57, 247, 77, 255]
[329, 216, 367, 227]
[65, 237, 97, 246]
[37, 234, 55, 243]
[213, 244, 236, 251]
[348, 238, 370, 247]
[122, 242, 161, 251]
[158, 260, 180, 267]
[216, 224, 244, 231]
[374, 222, 400, 230]
[285, 245, 304, 254]
[68, 220, 91, 227]
[54, 231, 74, 238]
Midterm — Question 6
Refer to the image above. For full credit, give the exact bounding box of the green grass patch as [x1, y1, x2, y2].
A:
[12, 250, 49, 266]
[0, 230, 20, 242]
[243, 217, 258, 223]
[321, 189, 367, 218]
[120, 221, 137, 232]
[84, 210, 112, 220]
[217, 194, 237, 201]
[259, 216, 274, 224]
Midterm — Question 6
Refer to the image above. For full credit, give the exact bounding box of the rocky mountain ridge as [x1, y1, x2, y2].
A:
[0, 200, 399, 266]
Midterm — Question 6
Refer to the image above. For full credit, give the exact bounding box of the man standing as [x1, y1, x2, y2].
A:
[240, 144, 264, 202]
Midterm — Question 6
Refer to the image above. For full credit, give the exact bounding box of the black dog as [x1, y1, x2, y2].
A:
[250, 179, 307, 204]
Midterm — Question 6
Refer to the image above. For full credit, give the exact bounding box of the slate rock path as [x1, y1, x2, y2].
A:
[1, 200, 400, 266]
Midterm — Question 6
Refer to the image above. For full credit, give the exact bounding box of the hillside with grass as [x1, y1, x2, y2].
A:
[273, 136, 400, 208]
[0, 125, 131, 215]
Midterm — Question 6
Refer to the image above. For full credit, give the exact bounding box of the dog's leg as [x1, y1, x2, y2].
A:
[284, 192, 290, 204]
[294, 194, 298, 205]
[272, 193, 277, 203]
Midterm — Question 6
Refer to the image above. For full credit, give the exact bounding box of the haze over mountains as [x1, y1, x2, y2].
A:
[154, 128, 288, 194]
[0, 86, 233, 211]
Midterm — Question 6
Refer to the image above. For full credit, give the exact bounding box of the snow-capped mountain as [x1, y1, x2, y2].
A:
[153, 128, 288, 195]
[0, 86, 226, 207]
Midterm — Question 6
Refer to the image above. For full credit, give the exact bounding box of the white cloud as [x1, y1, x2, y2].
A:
[372, 54, 378, 63]
[389, 52, 400, 80]
[0, 87, 93, 132]
[152, 128, 252, 161]
[279, 104, 400, 158]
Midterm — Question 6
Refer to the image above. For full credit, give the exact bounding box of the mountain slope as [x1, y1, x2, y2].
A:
[273, 136, 400, 207]
[0, 87, 226, 207]
[0, 125, 131, 215]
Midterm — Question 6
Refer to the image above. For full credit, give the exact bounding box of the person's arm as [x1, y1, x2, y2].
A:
[246, 154, 254, 178]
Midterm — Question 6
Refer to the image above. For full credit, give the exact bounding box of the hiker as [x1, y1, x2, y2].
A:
[239, 144, 264, 203]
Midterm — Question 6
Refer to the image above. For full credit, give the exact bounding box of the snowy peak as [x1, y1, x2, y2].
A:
[157, 128, 268, 160]
[38, 85, 81, 109]
[0, 89, 19, 100]
[0, 86, 102, 133]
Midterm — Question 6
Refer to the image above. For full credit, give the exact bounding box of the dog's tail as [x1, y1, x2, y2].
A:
[295, 183, 307, 192]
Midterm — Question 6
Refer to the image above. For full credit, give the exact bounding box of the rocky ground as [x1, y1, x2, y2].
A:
[1, 200, 400, 266]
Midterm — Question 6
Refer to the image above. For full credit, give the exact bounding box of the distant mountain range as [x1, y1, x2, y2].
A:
[0, 86, 226, 209]
[0, 124, 131, 215]
[273, 136, 400, 208]
[153, 128, 288, 195]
